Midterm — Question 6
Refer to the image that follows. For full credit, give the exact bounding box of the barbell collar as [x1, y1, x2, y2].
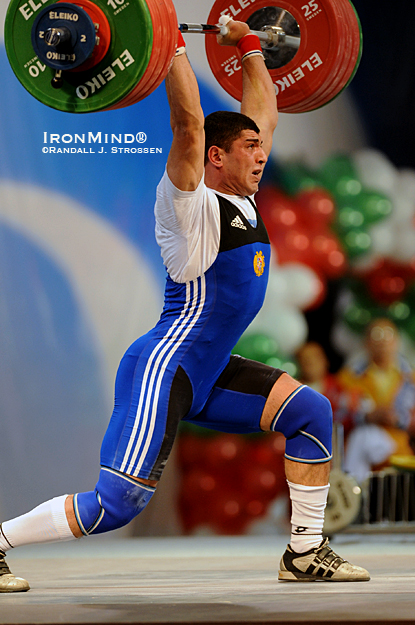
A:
[44, 27, 72, 47]
[179, 22, 300, 51]
[260, 25, 300, 50]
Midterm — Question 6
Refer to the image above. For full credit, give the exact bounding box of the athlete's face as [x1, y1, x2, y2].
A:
[221, 130, 267, 196]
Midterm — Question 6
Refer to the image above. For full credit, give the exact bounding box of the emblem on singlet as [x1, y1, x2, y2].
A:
[253, 250, 265, 277]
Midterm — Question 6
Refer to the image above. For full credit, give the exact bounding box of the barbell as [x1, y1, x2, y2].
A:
[4, 0, 362, 113]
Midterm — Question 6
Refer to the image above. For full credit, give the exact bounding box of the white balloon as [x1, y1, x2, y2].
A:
[388, 192, 415, 224]
[266, 264, 289, 304]
[279, 262, 322, 309]
[248, 304, 308, 354]
[368, 219, 395, 256]
[353, 149, 397, 194]
[394, 169, 415, 202]
[389, 225, 415, 262]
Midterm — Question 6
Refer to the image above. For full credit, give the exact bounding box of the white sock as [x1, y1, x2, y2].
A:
[288, 480, 329, 553]
[0, 495, 76, 552]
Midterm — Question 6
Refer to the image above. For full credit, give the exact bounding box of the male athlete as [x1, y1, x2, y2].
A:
[0, 18, 369, 592]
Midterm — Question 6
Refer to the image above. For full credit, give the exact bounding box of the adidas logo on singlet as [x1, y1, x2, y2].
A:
[230, 215, 247, 230]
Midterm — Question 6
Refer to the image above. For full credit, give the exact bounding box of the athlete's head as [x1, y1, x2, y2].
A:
[204, 111, 267, 196]
[204, 111, 260, 164]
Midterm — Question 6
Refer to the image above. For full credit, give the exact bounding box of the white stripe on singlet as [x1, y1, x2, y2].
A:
[120, 276, 206, 476]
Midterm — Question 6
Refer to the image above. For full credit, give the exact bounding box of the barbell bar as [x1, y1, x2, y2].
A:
[4, 0, 362, 114]
[179, 22, 301, 51]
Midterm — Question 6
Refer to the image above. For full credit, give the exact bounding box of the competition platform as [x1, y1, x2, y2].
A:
[2, 533, 415, 625]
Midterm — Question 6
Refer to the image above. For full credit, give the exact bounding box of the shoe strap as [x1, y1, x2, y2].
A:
[315, 546, 346, 570]
[0, 556, 11, 576]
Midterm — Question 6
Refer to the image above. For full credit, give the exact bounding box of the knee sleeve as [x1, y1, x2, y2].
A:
[271, 385, 333, 463]
[73, 467, 155, 536]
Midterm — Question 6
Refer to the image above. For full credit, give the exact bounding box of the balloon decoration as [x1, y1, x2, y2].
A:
[177, 430, 287, 535]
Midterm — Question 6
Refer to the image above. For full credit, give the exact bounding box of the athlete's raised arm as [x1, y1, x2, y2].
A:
[217, 18, 278, 157]
[164, 41, 205, 192]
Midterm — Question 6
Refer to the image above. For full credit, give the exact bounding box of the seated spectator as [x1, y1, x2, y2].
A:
[338, 318, 415, 483]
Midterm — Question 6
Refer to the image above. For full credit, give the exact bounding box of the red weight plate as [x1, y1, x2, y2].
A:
[305, 0, 361, 110]
[136, 0, 177, 101]
[106, 0, 162, 109]
[126, 0, 170, 103]
[205, 0, 344, 112]
[285, 0, 351, 112]
[109, 0, 176, 109]
[304, 0, 362, 111]
[287, 0, 361, 112]
[328, 0, 362, 94]
[114, 0, 164, 106]
[57, 0, 111, 72]
[286, 1, 348, 111]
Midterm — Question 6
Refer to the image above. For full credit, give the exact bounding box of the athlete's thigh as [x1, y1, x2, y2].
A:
[100, 335, 192, 481]
[185, 355, 285, 434]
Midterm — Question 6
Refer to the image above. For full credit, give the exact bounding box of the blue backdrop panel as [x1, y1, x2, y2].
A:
[0, 43, 227, 520]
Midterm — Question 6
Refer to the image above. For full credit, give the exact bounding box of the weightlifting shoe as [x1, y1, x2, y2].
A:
[0, 550, 30, 592]
[278, 537, 370, 582]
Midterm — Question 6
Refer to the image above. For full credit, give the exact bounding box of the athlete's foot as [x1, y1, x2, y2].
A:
[0, 550, 30, 592]
[278, 537, 370, 582]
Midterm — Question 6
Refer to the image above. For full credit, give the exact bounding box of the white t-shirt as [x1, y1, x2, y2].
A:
[155, 170, 257, 283]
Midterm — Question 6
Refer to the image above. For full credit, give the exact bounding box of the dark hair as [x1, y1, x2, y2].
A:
[204, 111, 260, 164]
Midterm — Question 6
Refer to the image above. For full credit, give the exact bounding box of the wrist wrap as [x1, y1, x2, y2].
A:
[236, 33, 264, 62]
[175, 30, 186, 57]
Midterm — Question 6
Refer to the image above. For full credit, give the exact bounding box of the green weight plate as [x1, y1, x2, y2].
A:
[4, 0, 153, 113]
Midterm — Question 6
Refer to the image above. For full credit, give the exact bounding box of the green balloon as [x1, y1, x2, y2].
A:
[233, 333, 279, 363]
[280, 162, 320, 195]
[336, 203, 365, 231]
[319, 154, 362, 197]
[264, 356, 298, 377]
[355, 190, 393, 225]
[388, 301, 411, 324]
[341, 229, 372, 258]
[400, 314, 415, 343]
[402, 284, 415, 308]
[343, 302, 374, 334]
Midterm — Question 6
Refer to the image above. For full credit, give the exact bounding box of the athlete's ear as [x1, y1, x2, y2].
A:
[207, 145, 224, 168]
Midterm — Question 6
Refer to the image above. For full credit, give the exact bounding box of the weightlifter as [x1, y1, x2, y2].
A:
[0, 18, 369, 592]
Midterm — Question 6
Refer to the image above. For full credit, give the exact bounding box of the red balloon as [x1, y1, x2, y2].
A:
[177, 433, 206, 469]
[180, 468, 218, 499]
[178, 468, 218, 533]
[295, 188, 336, 225]
[210, 491, 249, 535]
[243, 465, 281, 501]
[203, 434, 246, 469]
[245, 498, 266, 518]
[362, 259, 413, 305]
[272, 227, 313, 266]
[256, 186, 300, 234]
[309, 232, 347, 278]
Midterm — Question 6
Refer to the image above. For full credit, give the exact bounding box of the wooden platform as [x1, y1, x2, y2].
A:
[2, 534, 415, 625]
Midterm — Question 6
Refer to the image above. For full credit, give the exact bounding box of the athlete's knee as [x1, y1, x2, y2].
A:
[271, 385, 333, 463]
[73, 468, 156, 536]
